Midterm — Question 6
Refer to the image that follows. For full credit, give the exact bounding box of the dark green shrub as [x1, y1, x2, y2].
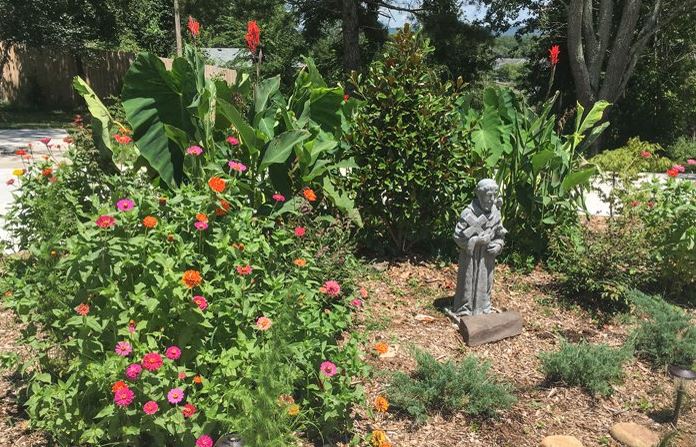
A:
[629, 291, 696, 368]
[387, 349, 515, 424]
[347, 25, 476, 254]
[548, 218, 657, 310]
[591, 138, 672, 178]
[540, 342, 633, 396]
[666, 137, 696, 169]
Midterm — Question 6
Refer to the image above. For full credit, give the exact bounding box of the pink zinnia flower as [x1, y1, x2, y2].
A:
[193, 295, 208, 311]
[294, 226, 306, 237]
[320, 280, 341, 297]
[116, 198, 135, 212]
[187, 145, 203, 156]
[236, 265, 252, 276]
[674, 164, 685, 173]
[178, 371, 187, 380]
[272, 193, 285, 202]
[114, 387, 135, 407]
[115, 341, 132, 357]
[166, 346, 181, 360]
[359, 287, 368, 298]
[142, 352, 163, 371]
[687, 159, 696, 165]
[256, 316, 272, 331]
[39, 137, 51, 145]
[320, 361, 337, 377]
[128, 321, 137, 334]
[195, 221, 208, 231]
[143, 400, 159, 415]
[196, 435, 214, 447]
[167, 387, 185, 404]
[228, 160, 247, 173]
[182, 403, 197, 418]
[95, 215, 116, 228]
[640, 150, 652, 159]
[226, 136, 239, 145]
[125, 363, 142, 380]
[351, 298, 363, 308]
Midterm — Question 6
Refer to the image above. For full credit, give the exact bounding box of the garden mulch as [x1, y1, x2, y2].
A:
[350, 262, 696, 447]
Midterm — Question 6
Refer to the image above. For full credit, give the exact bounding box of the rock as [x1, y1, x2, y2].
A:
[459, 311, 523, 346]
[610, 422, 660, 447]
[540, 435, 584, 447]
[371, 261, 389, 272]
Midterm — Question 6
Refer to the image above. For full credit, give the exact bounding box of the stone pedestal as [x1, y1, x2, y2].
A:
[459, 311, 523, 346]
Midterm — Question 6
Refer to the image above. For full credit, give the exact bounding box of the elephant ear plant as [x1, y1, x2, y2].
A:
[459, 87, 610, 261]
[74, 46, 360, 225]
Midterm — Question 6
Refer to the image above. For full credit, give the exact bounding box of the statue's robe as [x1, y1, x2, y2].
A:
[452, 200, 505, 316]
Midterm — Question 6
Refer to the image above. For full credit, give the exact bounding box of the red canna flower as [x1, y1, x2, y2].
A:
[549, 45, 560, 66]
[246, 21, 261, 54]
[187, 16, 200, 38]
[114, 134, 133, 145]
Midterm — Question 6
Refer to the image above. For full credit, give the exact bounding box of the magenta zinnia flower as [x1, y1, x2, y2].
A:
[115, 341, 132, 357]
[114, 387, 135, 407]
[228, 160, 247, 173]
[142, 352, 163, 371]
[187, 145, 203, 156]
[321, 280, 341, 297]
[226, 136, 239, 145]
[116, 198, 135, 212]
[194, 221, 208, 231]
[196, 435, 214, 447]
[143, 400, 159, 415]
[95, 215, 116, 229]
[272, 193, 286, 202]
[193, 295, 208, 311]
[167, 387, 185, 404]
[320, 361, 337, 377]
[351, 298, 363, 308]
[125, 363, 142, 380]
[165, 345, 181, 360]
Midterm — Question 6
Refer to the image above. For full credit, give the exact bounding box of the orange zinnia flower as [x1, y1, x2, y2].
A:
[41, 167, 53, 177]
[374, 395, 389, 412]
[370, 430, 391, 447]
[215, 199, 231, 216]
[182, 270, 202, 288]
[208, 176, 226, 193]
[303, 187, 317, 202]
[193, 375, 203, 384]
[112, 381, 128, 392]
[374, 342, 389, 354]
[293, 258, 307, 267]
[196, 213, 208, 223]
[143, 216, 158, 228]
[75, 303, 90, 316]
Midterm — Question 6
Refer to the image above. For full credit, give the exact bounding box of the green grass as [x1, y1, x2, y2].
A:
[0, 106, 75, 129]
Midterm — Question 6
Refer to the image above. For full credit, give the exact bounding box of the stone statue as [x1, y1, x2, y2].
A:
[451, 179, 506, 316]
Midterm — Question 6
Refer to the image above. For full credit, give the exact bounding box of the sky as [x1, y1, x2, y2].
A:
[378, 2, 489, 28]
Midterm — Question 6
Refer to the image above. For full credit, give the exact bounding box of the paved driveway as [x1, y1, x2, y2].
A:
[0, 129, 69, 248]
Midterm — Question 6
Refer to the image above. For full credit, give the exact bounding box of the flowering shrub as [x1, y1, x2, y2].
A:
[622, 178, 696, 301]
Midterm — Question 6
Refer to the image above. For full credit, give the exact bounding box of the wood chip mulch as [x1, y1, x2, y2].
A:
[349, 262, 696, 447]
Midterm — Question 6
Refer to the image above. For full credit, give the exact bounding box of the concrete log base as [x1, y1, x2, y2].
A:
[459, 311, 523, 347]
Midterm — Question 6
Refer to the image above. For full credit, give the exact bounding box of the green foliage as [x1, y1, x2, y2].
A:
[540, 341, 633, 396]
[548, 218, 657, 310]
[667, 137, 696, 172]
[387, 349, 515, 424]
[347, 26, 476, 254]
[418, 0, 495, 82]
[623, 179, 696, 301]
[460, 88, 609, 259]
[628, 291, 696, 368]
[76, 45, 359, 223]
[590, 138, 672, 178]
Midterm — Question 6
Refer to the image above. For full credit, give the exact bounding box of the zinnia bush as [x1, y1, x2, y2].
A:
[2, 143, 365, 446]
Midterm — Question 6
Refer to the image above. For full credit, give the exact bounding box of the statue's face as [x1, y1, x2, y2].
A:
[476, 188, 497, 212]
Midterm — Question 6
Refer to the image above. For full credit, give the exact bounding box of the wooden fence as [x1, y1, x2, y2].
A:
[0, 43, 236, 110]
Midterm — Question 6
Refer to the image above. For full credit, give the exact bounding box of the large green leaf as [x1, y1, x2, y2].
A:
[561, 167, 597, 193]
[260, 130, 310, 170]
[322, 177, 362, 227]
[307, 87, 344, 131]
[577, 100, 610, 135]
[72, 77, 117, 171]
[217, 98, 259, 154]
[121, 53, 197, 187]
[255, 76, 281, 114]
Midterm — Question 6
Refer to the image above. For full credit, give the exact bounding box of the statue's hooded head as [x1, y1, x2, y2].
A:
[475, 179, 498, 213]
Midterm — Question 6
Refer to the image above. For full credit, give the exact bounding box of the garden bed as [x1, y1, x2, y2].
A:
[351, 262, 695, 447]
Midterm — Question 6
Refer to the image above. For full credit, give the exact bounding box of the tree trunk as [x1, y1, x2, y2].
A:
[174, 0, 183, 57]
[342, 0, 361, 73]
